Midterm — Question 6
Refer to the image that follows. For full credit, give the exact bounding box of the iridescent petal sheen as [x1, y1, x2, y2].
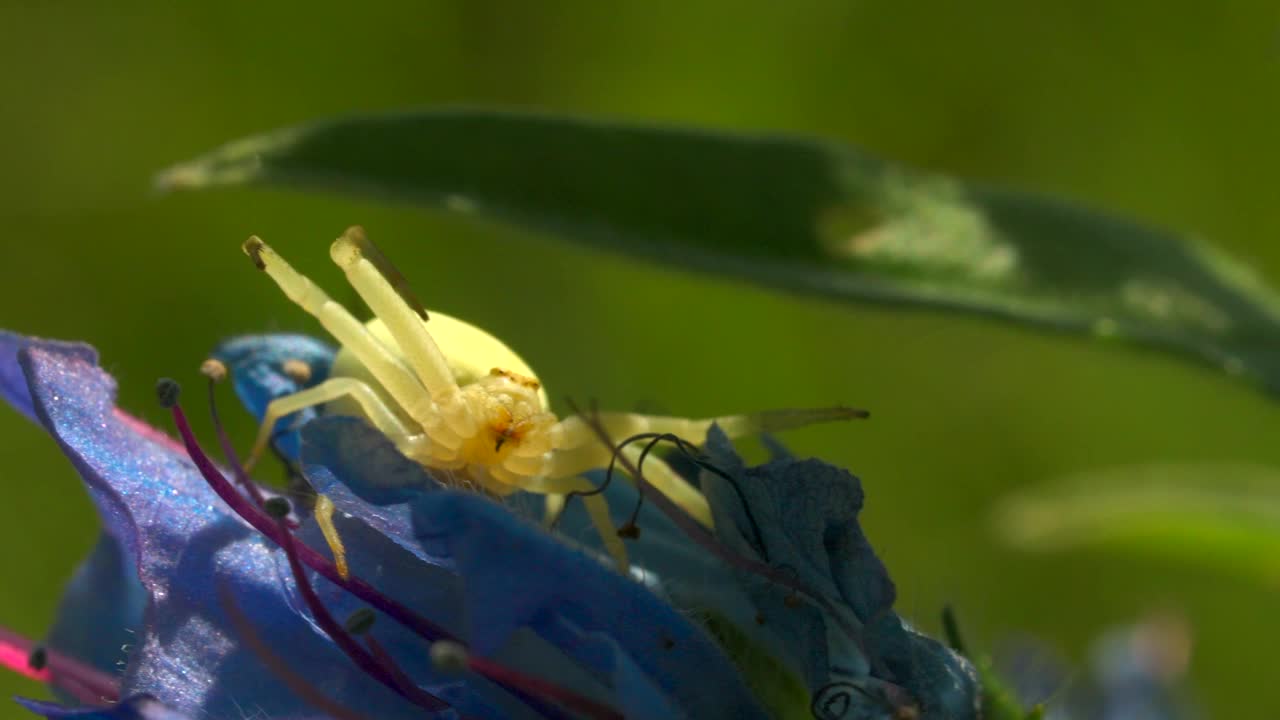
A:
[17, 342, 496, 719]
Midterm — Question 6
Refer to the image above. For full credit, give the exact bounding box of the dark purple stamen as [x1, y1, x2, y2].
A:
[466, 652, 624, 720]
[274, 514, 449, 711]
[168, 400, 455, 644]
[166, 393, 572, 720]
[206, 377, 270, 510]
[219, 584, 376, 720]
[362, 634, 462, 714]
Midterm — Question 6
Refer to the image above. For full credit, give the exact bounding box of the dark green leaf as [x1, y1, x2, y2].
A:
[158, 109, 1280, 392]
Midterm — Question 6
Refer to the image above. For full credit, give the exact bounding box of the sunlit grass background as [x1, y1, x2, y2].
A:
[2, 2, 1279, 716]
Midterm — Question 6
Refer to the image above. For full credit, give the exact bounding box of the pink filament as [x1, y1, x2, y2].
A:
[0, 635, 48, 683]
[467, 654, 623, 720]
[0, 626, 119, 703]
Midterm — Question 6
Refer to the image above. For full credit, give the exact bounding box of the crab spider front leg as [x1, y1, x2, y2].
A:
[244, 237, 434, 425]
[244, 377, 422, 471]
[329, 228, 459, 404]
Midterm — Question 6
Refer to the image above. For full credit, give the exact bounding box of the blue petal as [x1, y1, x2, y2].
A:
[411, 489, 770, 720]
[303, 417, 774, 718]
[0, 331, 96, 424]
[210, 334, 334, 460]
[301, 417, 452, 568]
[551, 469, 786, 664]
[303, 416, 769, 660]
[700, 426, 979, 719]
[44, 532, 146, 679]
[18, 341, 496, 719]
[300, 417, 662, 718]
[16, 693, 192, 720]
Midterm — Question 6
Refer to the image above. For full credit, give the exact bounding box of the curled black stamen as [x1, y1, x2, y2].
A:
[562, 399, 910, 692]
[559, 416, 770, 560]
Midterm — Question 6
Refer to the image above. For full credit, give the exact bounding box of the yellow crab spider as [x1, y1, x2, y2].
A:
[240, 227, 860, 574]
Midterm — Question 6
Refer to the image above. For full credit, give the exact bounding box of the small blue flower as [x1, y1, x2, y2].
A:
[0, 330, 978, 719]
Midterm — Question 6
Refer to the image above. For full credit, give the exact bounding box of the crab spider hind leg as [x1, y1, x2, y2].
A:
[544, 406, 867, 527]
[551, 406, 866, 467]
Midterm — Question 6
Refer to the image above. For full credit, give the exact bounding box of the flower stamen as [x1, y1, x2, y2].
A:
[313, 494, 350, 580]
[218, 583, 376, 720]
[159, 380, 454, 644]
[267, 497, 450, 712]
[162, 378, 585, 720]
[0, 625, 119, 704]
[201, 369, 269, 511]
[564, 400, 907, 684]
[431, 641, 624, 720]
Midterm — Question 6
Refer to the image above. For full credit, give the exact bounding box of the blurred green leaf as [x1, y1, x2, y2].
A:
[994, 463, 1280, 584]
[158, 108, 1280, 394]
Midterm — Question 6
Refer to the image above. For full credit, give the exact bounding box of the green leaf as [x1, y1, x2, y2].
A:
[994, 463, 1280, 584]
[157, 108, 1280, 393]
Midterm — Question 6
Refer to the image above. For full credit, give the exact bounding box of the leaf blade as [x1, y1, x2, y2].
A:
[157, 108, 1280, 392]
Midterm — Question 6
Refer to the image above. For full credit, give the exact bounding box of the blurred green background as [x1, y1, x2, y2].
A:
[2, 2, 1279, 716]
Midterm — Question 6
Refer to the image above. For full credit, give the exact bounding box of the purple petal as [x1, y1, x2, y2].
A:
[0, 331, 96, 424]
[18, 343, 479, 719]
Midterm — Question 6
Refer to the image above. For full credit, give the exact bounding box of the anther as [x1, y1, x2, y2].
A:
[430, 641, 470, 675]
[26, 646, 46, 671]
[243, 236, 267, 270]
[784, 593, 803, 609]
[314, 494, 350, 580]
[282, 358, 312, 384]
[155, 378, 181, 409]
[616, 523, 641, 540]
[344, 608, 377, 636]
[263, 496, 292, 519]
[200, 358, 229, 383]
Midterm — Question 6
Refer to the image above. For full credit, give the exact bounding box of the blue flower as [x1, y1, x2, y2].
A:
[0, 330, 978, 719]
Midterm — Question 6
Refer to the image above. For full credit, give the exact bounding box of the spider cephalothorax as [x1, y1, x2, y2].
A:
[239, 227, 861, 572]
